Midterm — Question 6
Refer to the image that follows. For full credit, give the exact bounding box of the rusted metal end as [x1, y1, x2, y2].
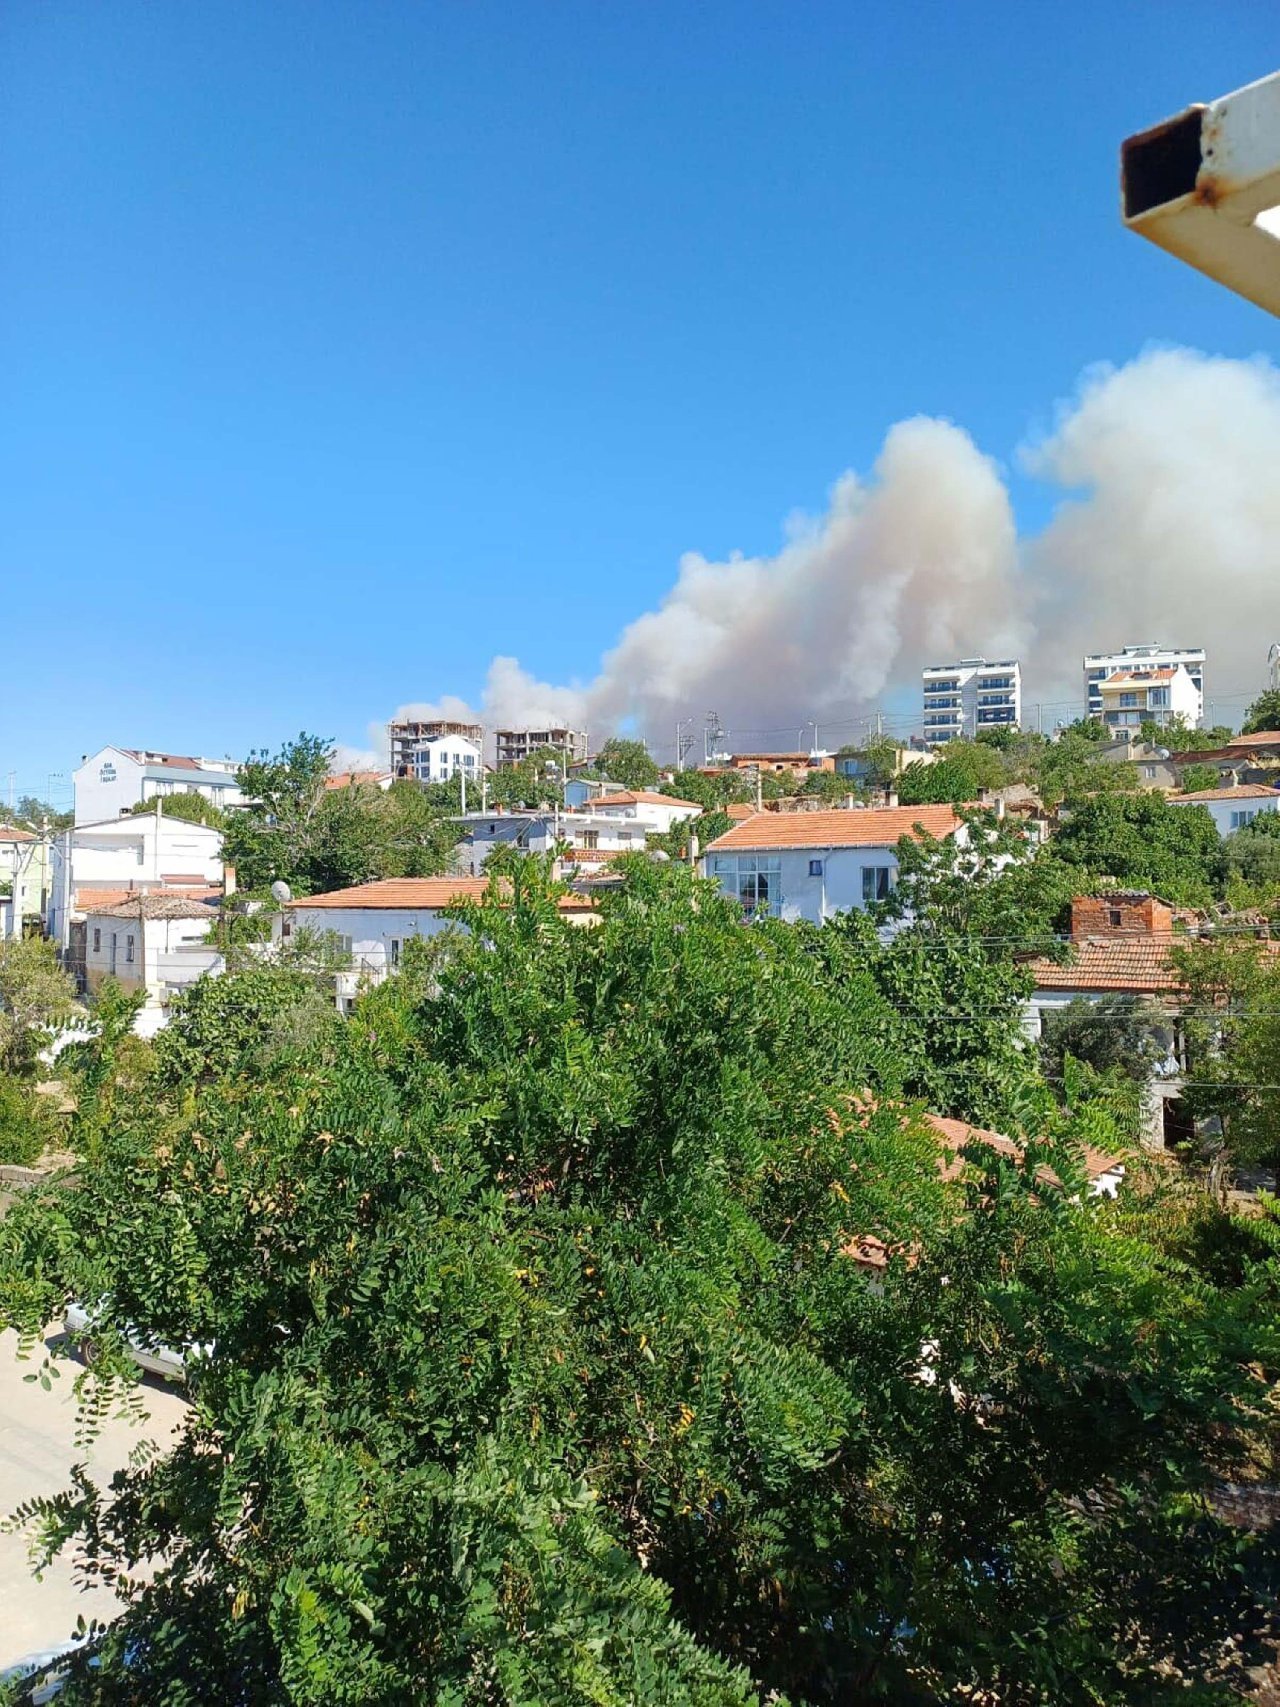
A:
[1121, 105, 1205, 219]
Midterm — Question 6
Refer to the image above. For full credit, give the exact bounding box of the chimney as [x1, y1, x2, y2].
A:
[886, 789, 899, 809]
[688, 832, 700, 867]
[223, 862, 237, 899]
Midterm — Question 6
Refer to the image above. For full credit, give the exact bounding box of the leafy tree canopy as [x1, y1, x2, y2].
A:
[1051, 791, 1224, 906]
[594, 738, 659, 792]
[1242, 689, 1280, 735]
[894, 740, 1006, 806]
[127, 790, 225, 827]
[2, 861, 1279, 1701]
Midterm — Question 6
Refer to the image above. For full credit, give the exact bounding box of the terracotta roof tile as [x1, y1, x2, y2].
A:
[1170, 784, 1280, 804]
[588, 790, 701, 810]
[705, 804, 962, 852]
[0, 825, 36, 843]
[1025, 938, 1184, 993]
[91, 895, 219, 922]
[286, 876, 599, 916]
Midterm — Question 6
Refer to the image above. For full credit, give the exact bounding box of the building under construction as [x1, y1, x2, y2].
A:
[493, 727, 589, 770]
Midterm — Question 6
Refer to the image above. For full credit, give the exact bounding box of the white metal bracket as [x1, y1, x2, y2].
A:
[1122, 71, 1280, 317]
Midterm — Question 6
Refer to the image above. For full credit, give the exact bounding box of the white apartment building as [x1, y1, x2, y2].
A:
[389, 719, 484, 779]
[578, 790, 702, 837]
[1084, 644, 1204, 726]
[922, 659, 1021, 744]
[403, 734, 482, 786]
[702, 805, 965, 926]
[74, 746, 243, 824]
[456, 808, 651, 875]
[1097, 662, 1201, 732]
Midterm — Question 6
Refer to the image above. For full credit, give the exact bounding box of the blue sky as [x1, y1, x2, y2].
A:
[3, 1, 1278, 800]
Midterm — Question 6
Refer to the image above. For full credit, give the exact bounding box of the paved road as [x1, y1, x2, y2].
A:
[0, 1327, 188, 1671]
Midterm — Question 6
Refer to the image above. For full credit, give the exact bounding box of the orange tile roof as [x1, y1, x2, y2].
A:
[1171, 784, 1280, 804]
[1102, 668, 1177, 684]
[74, 882, 221, 913]
[287, 877, 493, 910]
[286, 876, 599, 916]
[589, 790, 701, 810]
[705, 804, 962, 852]
[0, 825, 36, 843]
[324, 770, 392, 790]
[725, 803, 756, 820]
[1024, 937, 1185, 993]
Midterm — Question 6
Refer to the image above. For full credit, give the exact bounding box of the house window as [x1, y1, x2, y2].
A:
[861, 866, 893, 904]
[1108, 909, 1123, 928]
[808, 858, 824, 877]
[92, 928, 101, 953]
[125, 934, 135, 964]
[1230, 809, 1259, 830]
[1119, 692, 1138, 708]
[1142, 765, 1156, 779]
[580, 831, 599, 850]
[390, 938, 401, 967]
[708, 855, 782, 919]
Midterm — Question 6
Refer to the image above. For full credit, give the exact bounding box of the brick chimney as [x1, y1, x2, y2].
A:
[1069, 893, 1173, 940]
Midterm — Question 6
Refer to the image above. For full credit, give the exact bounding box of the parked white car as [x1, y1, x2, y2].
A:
[63, 1300, 195, 1382]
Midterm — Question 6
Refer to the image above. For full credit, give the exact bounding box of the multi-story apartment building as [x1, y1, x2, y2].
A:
[1097, 662, 1202, 733]
[73, 747, 243, 825]
[1084, 644, 1204, 726]
[389, 718, 484, 779]
[493, 727, 589, 770]
[922, 659, 1021, 744]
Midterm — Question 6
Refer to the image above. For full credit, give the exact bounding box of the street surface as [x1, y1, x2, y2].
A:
[0, 1327, 187, 1671]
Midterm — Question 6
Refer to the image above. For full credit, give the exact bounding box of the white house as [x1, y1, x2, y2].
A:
[701, 805, 964, 925]
[83, 894, 223, 1037]
[457, 809, 652, 875]
[49, 815, 224, 948]
[576, 790, 702, 837]
[279, 877, 599, 1011]
[1167, 783, 1280, 836]
[74, 746, 243, 824]
[403, 735, 482, 787]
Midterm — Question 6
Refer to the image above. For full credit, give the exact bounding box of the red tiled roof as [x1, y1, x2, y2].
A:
[725, 803, 756, 821]
[588, 790, 701, 810]
[73, 882, 221, 913]
[1025, 937, 1184, 993]
[1170, 784, 1280, 804]
[705, 804, 962, 852]
[324, 770, 392, 790]
[90, 895, 218, 922]
[1103, 667, 1177, 684]
[0, 825, 36, 843]
[286, 876, 598, 916]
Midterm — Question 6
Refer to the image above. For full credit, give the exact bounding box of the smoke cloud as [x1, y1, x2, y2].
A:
[354, 348, 1280, 766]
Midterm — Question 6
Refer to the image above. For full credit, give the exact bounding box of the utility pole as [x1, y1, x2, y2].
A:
[6, 772, 13, 814]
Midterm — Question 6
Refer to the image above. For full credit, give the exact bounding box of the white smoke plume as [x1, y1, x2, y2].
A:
[363, 348, 1280, 764]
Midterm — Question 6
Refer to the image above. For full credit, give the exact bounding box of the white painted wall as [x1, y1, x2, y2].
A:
[74, 747, 242, 824]
[1168, 793, 1280, 836]
[48, 817, 223, 944]
[412, 736, 482, 785]
[583, 797, 701, 835]
[281, 903, 462, 976]
[705, 844, 906, 925]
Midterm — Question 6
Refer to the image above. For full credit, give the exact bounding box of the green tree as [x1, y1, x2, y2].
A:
[659, 769, 753, 811]
[127, 790, 225, 827]
[799, 768, 855, 802]
[11, 795, 73, 833]
[1172, 934, 1280, 1175]
[595, 738, 660, 792]
[1178, 764, 1221, 796]
[0, 936, 76, 1078]
[1039, 994, 1170, 1086]
[895, 739, 1006, 806]
[1141, 717, 1235, 752]
[1051, 791, 1224, 905]
[1224, 812, 1280, 907]
[2, 864, 1279, 1701]
[1242, 689, 1280, 735]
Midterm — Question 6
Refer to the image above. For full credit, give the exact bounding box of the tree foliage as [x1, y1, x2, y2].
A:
[127, 790, 226, 827]
[594, 739, 659, 792]
[894, 740, 1005, 806]
[1051, 792, 1224, 906]
[1242, 689, 1280, 736]
[1, 861, 1278, 1700]
[224, 736, 460, 894]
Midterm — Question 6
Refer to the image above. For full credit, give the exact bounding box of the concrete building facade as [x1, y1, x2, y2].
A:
[1084, 644, 1205, 726]
[922, 659, 1021, 743]
[73, 747, 242, 825]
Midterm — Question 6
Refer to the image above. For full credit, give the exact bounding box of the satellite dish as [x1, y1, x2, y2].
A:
[270, 880, 292, 904]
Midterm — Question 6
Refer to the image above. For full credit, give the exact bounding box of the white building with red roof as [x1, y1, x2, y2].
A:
[701, 805, 964, 924]
[1167, 782, 1280, 836]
